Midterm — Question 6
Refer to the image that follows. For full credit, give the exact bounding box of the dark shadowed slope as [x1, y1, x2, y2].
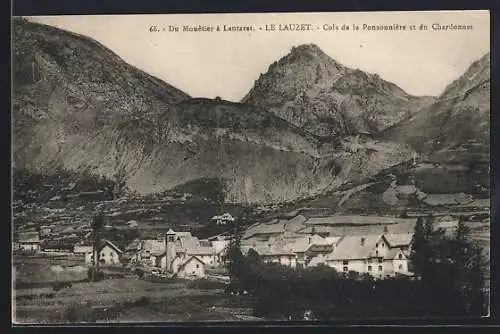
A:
[242, 44, 435, 138]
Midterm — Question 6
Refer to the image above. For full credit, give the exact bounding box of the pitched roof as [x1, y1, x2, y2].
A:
[151, 250, 166, 257]
[284, 215, 308, 232]
[125, 240, 142, 251]
[243, 220, 286, 239]
[423, 193, 473, 206]
[199, 240, 212, 247]
[296, 225, 338, 235]
[384, 233, 414, 248]
[178, 255, 205, 271]
[74, 245, 93, 254]
[188, 246, 216, 256]
[101, 240, 123, 254]
[326, 234, 384, 261]
[142, 239, 164, 254]
[175, 231, 192, 238]
[283, 234, 340, 253]
[306, 215, 409, 226]
[384, 248, 407, 260]
[207, 234, 230, 241]
[18, 232, 40, 243]
[284, 236, 311, 253]
[176, 236, 200, 251]
[254, 244, 295, 256]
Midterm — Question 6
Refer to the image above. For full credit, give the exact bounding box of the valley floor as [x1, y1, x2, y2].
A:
[12, 256, 258, 324]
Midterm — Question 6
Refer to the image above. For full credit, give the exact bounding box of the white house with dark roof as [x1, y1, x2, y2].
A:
[171, 255, 205, 279]
[324, 234, 395, 278]
[384, 248, 410, 276]
[17, 232, 40, 252]
[85, 240, 124, 266]
[211, 213, 235, 225]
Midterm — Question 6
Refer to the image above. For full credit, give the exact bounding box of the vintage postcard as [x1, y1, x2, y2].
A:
[12, 10, 490, 324]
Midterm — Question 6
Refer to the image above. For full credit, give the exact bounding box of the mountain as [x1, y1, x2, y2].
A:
[13, 19, 414, 204]
[321, 54, 491, 215]
[383, 53, 490, 160]
[242, 44, 435, 138]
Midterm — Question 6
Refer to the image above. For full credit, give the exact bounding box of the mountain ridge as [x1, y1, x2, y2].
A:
[242, 43, 436, 138]
[382, 52, 490, 156]
[13, 20, 414, 204]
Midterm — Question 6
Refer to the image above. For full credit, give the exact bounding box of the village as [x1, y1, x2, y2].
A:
[13, 208, 471, 281]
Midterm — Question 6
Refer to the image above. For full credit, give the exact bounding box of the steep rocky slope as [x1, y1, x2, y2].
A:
[13, 19, 414, 204]
[383, 53, 490, 157]
[242, 44, 435, 138]
[290, 54, 491, 214]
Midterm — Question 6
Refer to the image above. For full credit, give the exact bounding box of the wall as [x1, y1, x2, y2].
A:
[327, 259, 367, 274]
[85, 252, 93, 264]
[392, 254, 409, 274]
[373, 237, 390, 258]
[99, 245, 121, 265]
[194, 253, 217, 267]
[279, 255, 297, 267]
[160, 256, 167, 270]
[178, 258, 205, 278]
[212, 240, 229, 254]
[20, 243, 40, 252]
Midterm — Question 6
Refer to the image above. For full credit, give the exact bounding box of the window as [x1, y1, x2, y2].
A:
[196, 264, 200, 268]
[367, 258, 372, 263]
[378, 258, 383, 263]
[378, 265, 383, 271]
[368, 265, 372, 271]
[398, 264, 403, 270]
[101, 253, 105, 258]
[110, 253, 114, 257]
[343, 266, 348, 272]
[343, 260, 349, 265]
[398, 253, 403, 259]
[375, 243, 378, 248]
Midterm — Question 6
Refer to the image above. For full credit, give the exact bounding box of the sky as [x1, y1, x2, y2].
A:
[27, 11, 489, 101]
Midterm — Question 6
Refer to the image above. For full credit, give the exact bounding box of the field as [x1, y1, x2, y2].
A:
[13, 255, 258, 324]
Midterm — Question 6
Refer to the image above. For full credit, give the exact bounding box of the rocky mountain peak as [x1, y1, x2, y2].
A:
[242, 44, 433, 138]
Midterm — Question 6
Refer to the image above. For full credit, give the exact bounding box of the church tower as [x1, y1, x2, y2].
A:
[165, 229, 176, 273]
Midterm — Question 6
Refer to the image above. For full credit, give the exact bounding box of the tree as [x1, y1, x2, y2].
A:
[466, 245, 487, 315]
[410, 216, 427, 278]
[224, 213, 246, 292]
[449, 217, 486, 315]
[89, 209, 105, 282]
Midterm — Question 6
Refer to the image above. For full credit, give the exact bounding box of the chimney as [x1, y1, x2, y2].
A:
[360, 237, 365, 246]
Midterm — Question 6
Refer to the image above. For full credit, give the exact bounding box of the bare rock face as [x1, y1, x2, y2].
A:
[242, 43, 435, 138]
[383, 53, 490, 156]
[13, 20, 414, 204]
